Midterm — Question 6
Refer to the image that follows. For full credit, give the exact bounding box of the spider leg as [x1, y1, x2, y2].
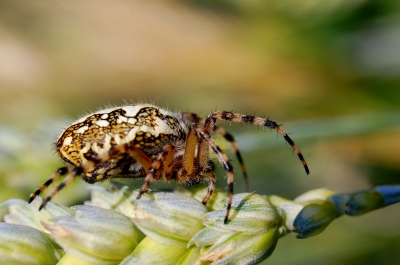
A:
[178, 125, 217, 205]
[81, 142, 163, 199]
[28, 166, 69, 203]
[38, 167, 83, 210]
[202, 175, 216, 205]
[137, 144, 175, 199]
[34, 143, 154, 210]
[201, 162, 217, 205]
[193, 124, 234, 224]
[162, 144, 175, 179]
[183, 112, 249, 191]
[214, 126, 249, 192]
[180, 126, 198, 176]
[182, 112, 203, 123]
[82, 144, 153, 174]
[205, 111, 310, 175]
[182, 113, 214, 176]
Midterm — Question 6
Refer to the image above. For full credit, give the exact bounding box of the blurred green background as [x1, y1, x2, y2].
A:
[1, 0, 400, 264]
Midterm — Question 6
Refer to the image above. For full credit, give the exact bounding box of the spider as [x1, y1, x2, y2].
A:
[28, 104, 309, 223]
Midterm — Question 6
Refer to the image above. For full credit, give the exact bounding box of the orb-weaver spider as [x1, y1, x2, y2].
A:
[29, 104, 309, 223]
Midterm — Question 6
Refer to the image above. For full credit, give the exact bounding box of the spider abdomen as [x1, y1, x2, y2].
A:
[56, 104, 188, 181]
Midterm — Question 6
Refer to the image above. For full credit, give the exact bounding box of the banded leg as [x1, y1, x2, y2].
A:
[214, 126, 249, 192]
[197, 160, 217, 205]
[193, 124, 234, 224]
[183, 112, 249, 191]
[137, 144, 175, 199]
[28, 167, 69, 203]
[202, 175, 216, 205]
[39, 167, 83, 210]
[205, 111, 310, 175]
[34, 144, 154, 210]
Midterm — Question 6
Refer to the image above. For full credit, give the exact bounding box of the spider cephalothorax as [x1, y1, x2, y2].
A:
[29, 103, 309, 223]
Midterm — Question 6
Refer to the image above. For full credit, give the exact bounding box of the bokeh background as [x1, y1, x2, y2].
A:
[1, 0, 400, 264]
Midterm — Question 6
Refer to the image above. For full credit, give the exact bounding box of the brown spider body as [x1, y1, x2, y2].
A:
[29, 103, 309, 223]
